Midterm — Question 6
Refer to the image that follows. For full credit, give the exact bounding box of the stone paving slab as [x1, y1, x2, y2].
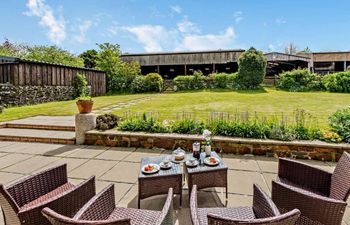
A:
[0, 141, 347, 225]
[69, 159, 118, 179]
[0, 128, 75, 139]
[5, 116, 75, 127]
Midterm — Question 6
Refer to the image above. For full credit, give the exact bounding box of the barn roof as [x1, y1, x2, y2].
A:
[121, 49, 245, 66]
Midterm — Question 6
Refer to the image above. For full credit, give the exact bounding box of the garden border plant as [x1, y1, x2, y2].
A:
[115, 108, 349, 144]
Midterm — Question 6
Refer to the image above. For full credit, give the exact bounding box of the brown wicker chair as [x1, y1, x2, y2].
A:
[42, 184, 174, 225]
[272, 151, 350, 225]
[190, 184, 300, 225]
[0, 164, 96, 225]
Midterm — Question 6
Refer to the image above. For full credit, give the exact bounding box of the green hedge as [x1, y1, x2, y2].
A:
[323, 71, 350, 93]
[276, 69, 324, 92]
[130, 73, 163, 93]
[173, 72, 238, 91]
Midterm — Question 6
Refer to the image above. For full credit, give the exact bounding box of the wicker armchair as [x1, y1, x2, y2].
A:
[42, 184, 174, 225]
[190, 184, 300, 225]
[0, 164, 96, 225]
[272, 151, 350, 225]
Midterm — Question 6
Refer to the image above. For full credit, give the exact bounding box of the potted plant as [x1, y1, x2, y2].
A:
[76, 96, 94, 114]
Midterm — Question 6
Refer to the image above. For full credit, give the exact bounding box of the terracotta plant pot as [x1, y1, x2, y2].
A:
[76, 100, 94, 114]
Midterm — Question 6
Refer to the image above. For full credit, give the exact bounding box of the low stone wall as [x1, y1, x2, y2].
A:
[0, 83, 91, 106]
[85, 130, 350, 161]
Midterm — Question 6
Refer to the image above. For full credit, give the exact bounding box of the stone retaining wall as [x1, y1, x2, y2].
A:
[0, 83, 91, 106]
[85, 130, 350, 161]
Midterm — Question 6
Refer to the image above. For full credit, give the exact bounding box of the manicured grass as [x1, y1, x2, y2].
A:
[114, 88, 350, 127]
[0, 94, 150, 122]
[1, 88, 349, 127]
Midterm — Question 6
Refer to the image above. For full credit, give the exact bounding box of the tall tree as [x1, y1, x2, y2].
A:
[95, 43, 140, 92]
[299, 47, 312, 53]
[26, 45, 84, 67]
[79, 49, 98, 68]
[0, 39, 84, 67]
[284, 43, 298, 55]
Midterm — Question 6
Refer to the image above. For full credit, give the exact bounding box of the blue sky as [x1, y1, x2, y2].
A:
[1, 0, 350, 54]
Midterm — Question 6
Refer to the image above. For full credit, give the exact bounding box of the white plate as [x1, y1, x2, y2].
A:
[159, 162, 172, 169]
[185, 160, 199, 167]
[142, 164, 160, 174]
[204, 157, 220, 166]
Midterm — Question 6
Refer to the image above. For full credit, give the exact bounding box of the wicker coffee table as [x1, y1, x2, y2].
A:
[138, 155, 183, 208]
[184, 151, 228, 200]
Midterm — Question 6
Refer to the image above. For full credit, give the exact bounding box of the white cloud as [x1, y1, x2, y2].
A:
[108, 22, 119, 36]
[171, 5, 182, 14]
[25, 0, 66, 44]
[179, 27, 236, 51]
[268, 44, 275, 52]
[234, 11, 243, 23]
[275, 18, 286, 25]
[73, 20, 92, 43]
[177, 16, 200, 33]
[123, 25, 179, 52]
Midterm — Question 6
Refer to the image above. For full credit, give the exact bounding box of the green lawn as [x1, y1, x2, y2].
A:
[0, 94, 150, 122]
[1, 88, 349, 127]
[113, 88, 350, 127]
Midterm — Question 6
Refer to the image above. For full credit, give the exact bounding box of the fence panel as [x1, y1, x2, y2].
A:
[0, 62, 106, 96]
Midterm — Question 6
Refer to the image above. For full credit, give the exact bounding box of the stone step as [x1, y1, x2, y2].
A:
[3, 116, 75, 131]
[0, 128, 75, 145]
[5, 123, 75, 131]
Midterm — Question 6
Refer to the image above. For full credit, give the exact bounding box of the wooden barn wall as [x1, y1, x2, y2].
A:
[0, 63, 106, 96]
[312, 52, 350, 62]
[121, 51, 243, 66]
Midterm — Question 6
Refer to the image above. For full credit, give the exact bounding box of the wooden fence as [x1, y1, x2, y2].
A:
[0, 62, 106, 96]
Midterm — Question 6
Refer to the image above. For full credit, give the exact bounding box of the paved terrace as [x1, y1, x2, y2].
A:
[0, 141, 348, 225]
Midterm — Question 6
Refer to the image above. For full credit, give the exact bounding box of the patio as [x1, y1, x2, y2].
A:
[0, 141, 348, 225]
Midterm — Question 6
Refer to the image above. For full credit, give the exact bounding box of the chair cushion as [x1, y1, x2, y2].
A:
[108, 207, 161, 225]
[197, 207, 255, 225]
[330, 152, 350, 201]
[277, 177, 326, 198]
[20, 182, 74, 211]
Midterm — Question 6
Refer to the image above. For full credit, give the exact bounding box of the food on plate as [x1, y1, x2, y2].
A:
[209, 157, 218, 164]
[144, 164, 155, 172]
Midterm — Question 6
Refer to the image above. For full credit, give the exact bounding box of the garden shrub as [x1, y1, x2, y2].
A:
[170, 119, 205, 134]
[317, 130, 342, 143]
[173, 71, 205, 91]
[72, 73, 88, 98]
[0, 105, 4, 114]
[237, 47, 267, 89]
[130, 75, 146, 93]
[144, 73, 163, 92]
[191, 71, 206, 89]
[173, 76, 193, 91]
[323, 71, 350, 93]
[277, 69, 324, 92]
[210, 73, 229, 89]
[227, 73, 239, 89]
[329, 107, 350, 143]
[96, 113, 119, 131]
[119, 113, 168, 133]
